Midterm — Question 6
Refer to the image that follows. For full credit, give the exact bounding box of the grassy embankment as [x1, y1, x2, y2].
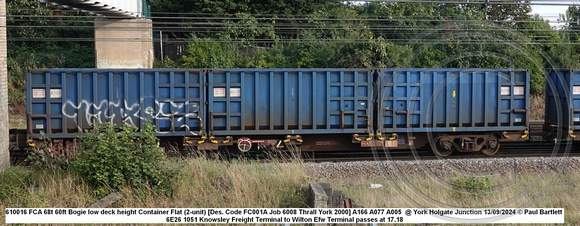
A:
[319, 171, 579, 224]
[2, 157, 579, 223]
[0, 157, 309, 223]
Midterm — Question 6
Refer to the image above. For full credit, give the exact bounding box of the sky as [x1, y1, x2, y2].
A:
[532, 5, 567, 24]
[531, 1, 577, 27]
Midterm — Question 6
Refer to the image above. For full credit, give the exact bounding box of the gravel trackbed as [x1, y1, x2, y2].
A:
[304, 157, 580, 179]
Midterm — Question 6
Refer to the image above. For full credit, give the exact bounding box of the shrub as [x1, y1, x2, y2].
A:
[75, 120, 175, 197]
[450, 175, 491, 194]
[26, 134, 78, 170]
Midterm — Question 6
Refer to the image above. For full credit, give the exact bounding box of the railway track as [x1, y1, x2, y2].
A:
[11, 120, 579, 164]
[181, 140, 580, 163]
[10, 144, 580, 165]
[301, 142, 580, 162]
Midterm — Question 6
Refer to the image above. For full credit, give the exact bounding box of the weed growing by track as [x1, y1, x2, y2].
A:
[450, 175, 491, 194]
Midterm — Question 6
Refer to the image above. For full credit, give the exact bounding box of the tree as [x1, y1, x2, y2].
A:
[148, 0, 348, 42]
[484, 0, 532, 21]
[549, 5, 580, 68]
[157, 1, 558, 94]
[7, 0, 94, 107]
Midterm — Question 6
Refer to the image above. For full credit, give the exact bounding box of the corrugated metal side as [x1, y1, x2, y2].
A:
[207, 69, 374, 135]
[377, 69, 529, 133]
[27, 69, 205, 138]
[40, 0, 144, 17]
[545, 69, 569, 129]
[545, 69, 580, 130]
[569, 70, 580, 130]
[84, 0, 142, 16]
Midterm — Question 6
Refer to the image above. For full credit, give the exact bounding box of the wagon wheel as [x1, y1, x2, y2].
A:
[431, 135, 454, 157]
[481, 136, 500, 156]
[237, 137, 252, 152]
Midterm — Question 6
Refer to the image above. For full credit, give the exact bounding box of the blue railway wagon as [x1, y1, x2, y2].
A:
[26, 69, 206, 139]
[374, 68, 530, 156]
[205, 69, 374, 151]
[545, 69, 580, 140]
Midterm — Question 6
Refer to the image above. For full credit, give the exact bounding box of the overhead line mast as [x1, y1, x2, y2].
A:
[0, 0, 8, 171]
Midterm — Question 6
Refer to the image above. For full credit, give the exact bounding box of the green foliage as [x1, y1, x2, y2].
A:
[7, 58, 26, 106]
[153, 56, 178, 68]
[451, 175, 492, 194]
[75, 120, 176, 197]
[557, 5, 580, 71]
[484, 0, 531, 21]
[0, 168, 34, 202]
[237, 47, 283, 68]
[279, 188, 309, 208]
[215, 13, 278, 43]
[149, 0, 347, 40]
[164, 1, 574, 95]
[7, 0, 94, 107]
[26, 135, 78, 170]
[180, 39, 238, 68]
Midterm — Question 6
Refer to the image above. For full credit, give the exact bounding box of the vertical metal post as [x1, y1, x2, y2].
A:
[0, 0, 8, 171]
[484, 0, 490, 20]
[159, 31, 164, 65]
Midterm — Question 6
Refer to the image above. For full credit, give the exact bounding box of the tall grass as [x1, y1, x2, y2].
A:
[323, 172, 580, 223]
[530, 93, 545, 120]
[0, 167, 95, 223]
[115, 156, 308, 208]
[0, 156, 309, 223]
[4, 152, 577, 223]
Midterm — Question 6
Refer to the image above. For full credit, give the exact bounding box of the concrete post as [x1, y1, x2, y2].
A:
[308, 183, 329, 208]
[0, 0, 9, 171]
[94, 18, 153, 69]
